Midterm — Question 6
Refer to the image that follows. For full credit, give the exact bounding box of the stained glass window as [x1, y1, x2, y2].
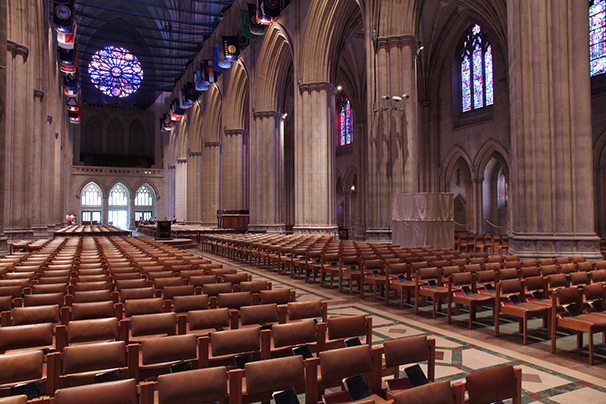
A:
[337, 93, 353, 146]
[81, 182, 102, 206]
[88, 46, 143, 97]
[460, 24, 493, 112]
[590, 0, 606, 76]
[135, 184, 155, 206]
[109, 183, 129, 206]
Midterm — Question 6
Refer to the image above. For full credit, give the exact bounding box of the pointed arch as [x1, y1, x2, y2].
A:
[255, 24, 294, 112]
[224, 61, 250, 130]
[185, 102, 203, 151]
[473, 138, 509, 180]
[300, 0, 364, 83]
[442, 145, 474, 188]
[203, 85, 222, 144]
[79, 180, 104, 203]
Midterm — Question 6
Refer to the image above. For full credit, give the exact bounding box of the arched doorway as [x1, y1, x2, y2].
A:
[108, 182, 130, 229]
[483, 155, 509, 234]
[449, 157, 473, 232]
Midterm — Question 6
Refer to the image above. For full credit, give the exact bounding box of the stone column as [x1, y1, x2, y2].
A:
[249, 111, 285, 233]
[129, 196, 136, 229]
[175, 158, 188, 221]
[472, 177, 483, 234]
[43, 117, 55, 233]
[366, 35, 420, 242]
[201, 142, 220, 227]
[32, 89, 45, 236]
[102, 196, 109, 225]
[293, 83, 337, 236]
[166, 165, 176, 220]
[0, 0, 8, 252]
[187, 151, 202, 223]
[222, 128, 247, 211]
[508, 0, 601, 258]
[4, 41, 29, 239]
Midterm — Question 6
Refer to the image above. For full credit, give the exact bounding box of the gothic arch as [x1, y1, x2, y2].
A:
[255, 24, 294, 113]
[224, 61, 249, 130]
[442, 145, 473, 189]
[593, 127, 606, 169]
[133, 180, 159, 201]
[78, 179, 105, 198]
[343, 166, 357, 189]
[107, 180, 132, 197]
[202, 85, 222, 144]
[300, 0, 364, 83]
[473, 139, 509, 180]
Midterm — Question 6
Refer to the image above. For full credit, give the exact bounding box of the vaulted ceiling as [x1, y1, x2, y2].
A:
[75, 0, 236, 108]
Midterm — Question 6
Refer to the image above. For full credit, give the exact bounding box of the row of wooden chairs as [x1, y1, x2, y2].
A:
[1, 350, 520, 404]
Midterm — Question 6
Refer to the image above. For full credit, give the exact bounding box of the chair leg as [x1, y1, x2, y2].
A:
[589, 332, 594, 365]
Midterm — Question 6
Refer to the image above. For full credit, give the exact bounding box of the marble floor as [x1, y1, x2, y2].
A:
[188, 248, 606, 404]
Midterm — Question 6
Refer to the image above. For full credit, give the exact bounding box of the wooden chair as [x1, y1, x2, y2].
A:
[279, 300, 327, 324]
[47, 341, 135, 396]
[230, 356, 306, 404]
[52, 378, 138, 404]
[385, 262, 415, 309]
[307, 345, 384, 404]
[447, 272, 494, 329]
[382, 336, 436, 392]
[551, 286, 606, 364]
[463, 365, 522, 404]
[199, 327, 263, 368]
[494, 279, 550, 345]
[415, 268, 449, 318]
[140, 366, 228, 404]
[318, 314, 372, 351]
[392, 380, 462, 404]
[133, 334, 200, 381]
[269, 319, 318, 357]
[0, 351, 45, 400]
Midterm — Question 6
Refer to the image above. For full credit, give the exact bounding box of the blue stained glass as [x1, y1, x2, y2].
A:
[339, 97, 352, 146]
[88, 46, 143, 97]
[590, 0, 606, 76]
[485, 45, 493, 106]
[473, 46, 484, 109]
[460, 24, 492, 112]
[462, 56, 471, 112]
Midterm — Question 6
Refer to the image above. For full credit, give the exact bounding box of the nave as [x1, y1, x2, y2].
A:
[1, 234, 606, 404]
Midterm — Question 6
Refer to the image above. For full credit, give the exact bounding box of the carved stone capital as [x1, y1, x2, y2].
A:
[7, 41, 29, 62]
[378, 34, 419, 50]
[6, 40, 17, 57]
[298, 81, 337, 96]
[168, 165, 176, 170]
[224, 128, 246, 137]
[188, 151, 202, 157]
[204, 141, 220, 148]
[177, 158, 187, 164]
[253, 110, 281, 120]
[34, 89, 44, 101]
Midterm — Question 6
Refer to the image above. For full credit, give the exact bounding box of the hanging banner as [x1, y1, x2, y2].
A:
[52, 0, 75, 31]
[256, 0, 273, 25]
[262, 0, 280, 18]
[57, 25, 76, 49]
[66, 92, 80, 112]
[213, 45, 230, 71]
[221, 36, 239, 62]
[247, 4, 267, 35]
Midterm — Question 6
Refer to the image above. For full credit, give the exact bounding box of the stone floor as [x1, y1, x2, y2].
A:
[188, 248, 606, 404]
